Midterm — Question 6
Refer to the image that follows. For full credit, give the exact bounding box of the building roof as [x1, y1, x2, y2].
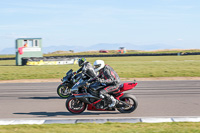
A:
[16, 38, 42, 40]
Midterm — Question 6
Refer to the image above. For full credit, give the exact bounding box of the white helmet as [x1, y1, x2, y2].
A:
[93, 60, 105, 72]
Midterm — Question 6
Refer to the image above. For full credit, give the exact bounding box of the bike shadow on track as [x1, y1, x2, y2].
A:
[13, 111, 120, 117]
[19, 96, 62, 100]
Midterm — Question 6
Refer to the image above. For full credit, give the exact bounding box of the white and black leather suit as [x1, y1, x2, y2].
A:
[89, 64, 120, 96]
[97, 64, 121, 95]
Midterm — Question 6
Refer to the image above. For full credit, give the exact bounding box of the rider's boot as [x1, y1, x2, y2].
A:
[108, 95, 118, 108]
[100, 93, 117, 108]
[99, 94, 105, 99]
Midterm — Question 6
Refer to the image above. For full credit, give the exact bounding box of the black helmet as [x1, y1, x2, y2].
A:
[78, 57, 86, 67]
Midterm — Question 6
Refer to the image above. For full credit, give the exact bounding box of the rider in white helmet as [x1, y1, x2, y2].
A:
[93, 60, 105, 72]
[93, 60, 120, 108]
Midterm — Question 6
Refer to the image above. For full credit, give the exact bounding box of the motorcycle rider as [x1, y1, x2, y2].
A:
[92, 60, 121, 108]
[75, 57, 97, 79]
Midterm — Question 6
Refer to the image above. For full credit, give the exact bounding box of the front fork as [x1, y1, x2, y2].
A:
[59, 83, 65, 92]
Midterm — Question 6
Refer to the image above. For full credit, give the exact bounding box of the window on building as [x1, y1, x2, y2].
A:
[24, 40, 28, 47]
[28, 40, 33, 47]
[34, 40, 39, 47]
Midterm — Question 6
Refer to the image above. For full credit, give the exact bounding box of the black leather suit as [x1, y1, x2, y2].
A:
[76, 62, 97, 79]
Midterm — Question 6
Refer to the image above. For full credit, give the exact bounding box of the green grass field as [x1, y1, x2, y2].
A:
[0, 55, 200, 80]
[0, 122, 200, 133]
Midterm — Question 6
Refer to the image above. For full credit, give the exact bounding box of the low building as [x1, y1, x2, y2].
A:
[119, 47, 127, 54]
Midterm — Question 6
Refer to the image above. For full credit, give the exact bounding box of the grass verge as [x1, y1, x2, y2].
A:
[0, 55, 200, 80]
[0, 122, 200, 133]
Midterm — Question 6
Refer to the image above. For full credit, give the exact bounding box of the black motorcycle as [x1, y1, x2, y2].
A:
[57, 69, 82, 98]
[65, 74, 138, 114]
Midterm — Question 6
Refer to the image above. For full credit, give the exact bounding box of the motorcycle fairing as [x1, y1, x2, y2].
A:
[73, 93, 100, 104]
[87, 99, 105, 111]
[113, 82, 138, 94]
[73, 93, 115, 111]
[87, 99, 115, 111]
[121, 83, 137, 91]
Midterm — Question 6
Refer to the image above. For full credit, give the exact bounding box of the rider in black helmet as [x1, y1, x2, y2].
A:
[75, 57, 97, 79]
[78, 57, 86, 67]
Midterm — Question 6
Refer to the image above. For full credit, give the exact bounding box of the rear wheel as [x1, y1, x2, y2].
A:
[66, 96, 87, 114]
[57, 84, 71, 98]
[117, 94, 138, 113]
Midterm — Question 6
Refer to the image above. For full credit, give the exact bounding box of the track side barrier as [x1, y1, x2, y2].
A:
[1, 52, 200, 61]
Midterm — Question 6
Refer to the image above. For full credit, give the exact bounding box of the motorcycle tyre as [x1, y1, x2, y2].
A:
[57, 84, 71, 98]
[117, 94, 138, 113]
[66, 96, 87, 114]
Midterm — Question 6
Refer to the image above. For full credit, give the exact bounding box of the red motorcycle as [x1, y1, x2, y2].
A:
[66, 75, 138, 114]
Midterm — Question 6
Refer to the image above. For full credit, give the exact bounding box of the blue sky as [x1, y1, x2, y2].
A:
[0, 0, 200, 51]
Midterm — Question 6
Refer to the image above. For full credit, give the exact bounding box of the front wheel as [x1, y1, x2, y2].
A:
[57, 84, 71, 98]
[66, 96, 87, 114]
[117, 94, 138, 113]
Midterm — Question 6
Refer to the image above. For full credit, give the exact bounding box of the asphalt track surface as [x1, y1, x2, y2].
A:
[0, 80, 200, 119]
